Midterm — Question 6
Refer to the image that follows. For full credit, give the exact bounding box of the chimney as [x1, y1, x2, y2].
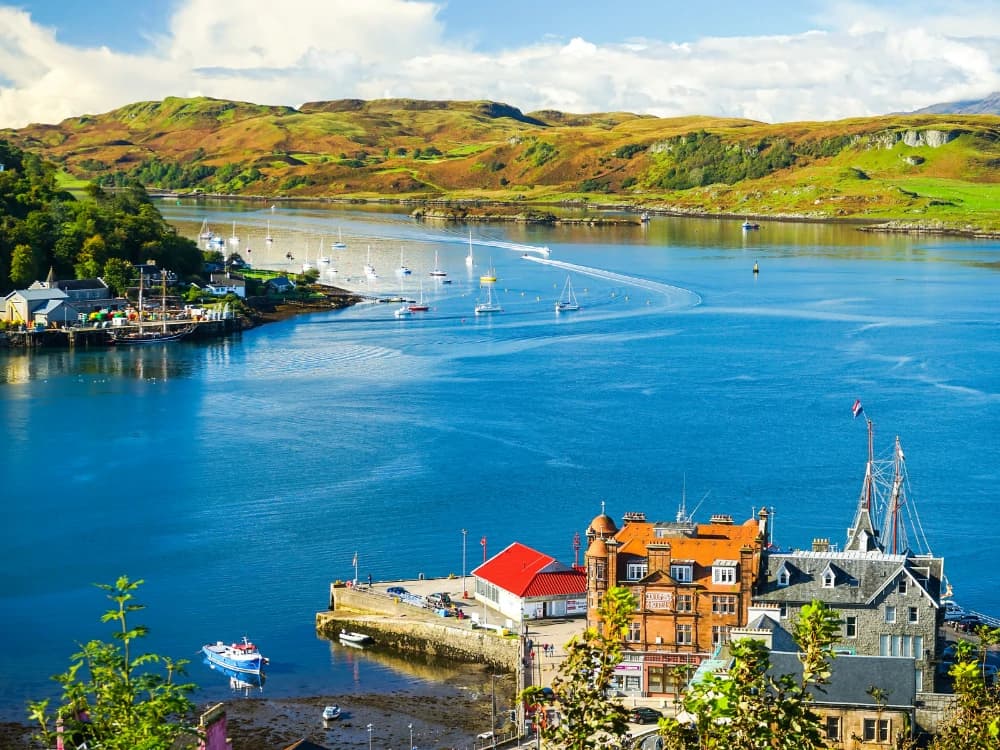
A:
[812, 538, 830, 553]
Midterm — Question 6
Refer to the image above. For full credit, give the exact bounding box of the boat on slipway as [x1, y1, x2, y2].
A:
[202, 636, 269, 675]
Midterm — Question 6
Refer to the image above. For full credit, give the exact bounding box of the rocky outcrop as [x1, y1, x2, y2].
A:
[856, 129, 962, 150]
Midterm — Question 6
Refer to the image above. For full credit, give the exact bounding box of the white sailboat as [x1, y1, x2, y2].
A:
[316, 238, 331, 271]
[228, 221, 239, 247]
[265, 221, 273, 245]
[395, 247, 411, 277]
[466, 230, 474, 268]
[331, 227, 346, 249]
[364, 246, 377, 280]
[199, 219, 213, 240]
[555, 275, 580, 313]
[429, 250, 447, 278]
[474, 283, 502, 315]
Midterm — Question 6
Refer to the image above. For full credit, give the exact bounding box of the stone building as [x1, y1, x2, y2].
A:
[585, 506, 770, 698]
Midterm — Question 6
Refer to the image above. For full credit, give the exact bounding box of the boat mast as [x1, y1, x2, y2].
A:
[161, 269, 168, 334]
[888, 436, 905, 555]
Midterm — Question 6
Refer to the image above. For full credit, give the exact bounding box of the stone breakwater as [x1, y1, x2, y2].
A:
[317, 585, 521, 672]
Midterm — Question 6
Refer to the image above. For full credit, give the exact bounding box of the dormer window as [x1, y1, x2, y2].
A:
[627, 562, 648, 581]
[898, 577, 908, 595]
[712, 564, 737, 585]
[670, 564, 693, 583]
[822, 566, 836, 588]
[777, 565, 791, 587]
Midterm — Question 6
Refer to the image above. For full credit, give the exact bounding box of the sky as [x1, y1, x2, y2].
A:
[0, 0, 998, 129]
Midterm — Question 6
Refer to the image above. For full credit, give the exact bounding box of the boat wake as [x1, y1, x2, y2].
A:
[522, 255, 702, 310]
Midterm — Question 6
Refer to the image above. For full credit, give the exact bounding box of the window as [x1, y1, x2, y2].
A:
[626, 563, 648, 581]
[711, 625, 730, 646]
[880, 634, 923, 658]
[908, 606, 919, 624]
[676, 623, 692, 645]
[779, 603, 788, 619]
[676, 594, 693, 612]
[777, 567, 790, 586]
[594, 561, 606, 582]
[822, 570, 835, 588]
[885, 605, 896, 623]
[627, 622, 641, 642]
[862, 718, 890, 742]
[824, 716, 840, 741]
[712, 566, 736, 585]
[899, 577, 908, 594]
[915, 667, 923, 692]
[712, 595, 736, 614]
[671, 564, 693, 583]
[845, 616, 857, 638]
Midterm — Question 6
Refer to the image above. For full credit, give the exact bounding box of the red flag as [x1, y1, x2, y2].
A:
[480, 536, 486, 546]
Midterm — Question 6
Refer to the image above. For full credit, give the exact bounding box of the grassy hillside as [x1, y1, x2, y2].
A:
[4, 96, 999, 231]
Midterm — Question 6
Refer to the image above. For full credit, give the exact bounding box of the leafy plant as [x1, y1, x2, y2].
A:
[27, 576, 197, 750]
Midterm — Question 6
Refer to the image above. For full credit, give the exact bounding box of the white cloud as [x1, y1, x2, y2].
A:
[0, 0, 998, 128]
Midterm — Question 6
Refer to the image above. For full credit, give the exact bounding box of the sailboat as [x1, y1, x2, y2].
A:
[479, 257, 497, 284]
[395, 247, 412, 277]
[265, 221, 273, 245]
[474, 283, 503, 315]
[555, 275, 580, 313]
[315, 238, 331, 271]
[229, 221, 239, 247]
[199, 219, 213, 240]
[331, 227, 346, 250]
[114, 269, 193, 344]
[429, 250, 447, 278]
[363, 246, 377, 280]
[393, 279, 413, 318]
[409, 281, 429, 312]
[466, 230, 474, 268]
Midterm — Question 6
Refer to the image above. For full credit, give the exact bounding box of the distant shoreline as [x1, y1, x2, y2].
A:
[153, 191, 1000, 239]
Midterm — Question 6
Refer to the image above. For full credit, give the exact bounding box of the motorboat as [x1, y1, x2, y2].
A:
[202, 636, 268, 675]
[339, 629, 373, 646]
[322, 705, 342, 721]
[742, 219, 760, 230]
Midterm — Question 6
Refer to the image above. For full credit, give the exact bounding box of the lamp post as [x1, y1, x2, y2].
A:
[462, 528, 468, 598]
[366, 723, 373, 750]
[409, 722, 414, 750]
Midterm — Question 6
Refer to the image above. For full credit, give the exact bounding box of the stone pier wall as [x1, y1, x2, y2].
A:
[317, 585, 520, 672]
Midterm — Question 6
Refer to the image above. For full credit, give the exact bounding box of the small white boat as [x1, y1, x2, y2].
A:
[229, 221, 239, 246]
[466, 230, 474, 268]
[331, 226, 347, 250]
[429, 250, 447, 278]
[339, 629, 373, 646]
[265, 220, 273, 245]
[322, 705, 342, 721]
[474, 284, 503, 315]
[396, 247, 412, 277]
[199, 219, 214, 240]
[555, 275, 580, 313]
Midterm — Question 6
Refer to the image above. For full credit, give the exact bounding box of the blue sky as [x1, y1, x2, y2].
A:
[1, 0, 998, 128]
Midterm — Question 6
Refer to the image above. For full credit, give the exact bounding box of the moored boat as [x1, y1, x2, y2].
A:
[322, 705, 342, 721]
[202, 636, 268, 675]
[338, 629, 373, 646]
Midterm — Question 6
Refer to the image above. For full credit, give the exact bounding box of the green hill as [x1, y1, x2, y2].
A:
[4, 96, 999, 232]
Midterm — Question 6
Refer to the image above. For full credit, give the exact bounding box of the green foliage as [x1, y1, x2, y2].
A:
[101, 257, 133, 297]
[930, 632, 1000, 749]
[523, 140, 558, 167]
[650, 131, 796, 189]
[612, 143, 647, 159]
[580, 179, 611, 193]
[27, 576, 196, 750]
[523, 586, 634, 750]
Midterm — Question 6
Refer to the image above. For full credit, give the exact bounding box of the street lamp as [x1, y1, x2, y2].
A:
[462, 529, 468, 598]
[409, 722, 414, 750]
[366, 723, 373, 750]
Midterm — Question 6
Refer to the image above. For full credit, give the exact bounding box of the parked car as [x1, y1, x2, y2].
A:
[629, 707, 663, 724]
[427, 592, 453, 608]
[387, 586, 409, 596]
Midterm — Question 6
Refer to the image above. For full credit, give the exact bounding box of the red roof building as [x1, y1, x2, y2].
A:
[471, 542, 587, 622]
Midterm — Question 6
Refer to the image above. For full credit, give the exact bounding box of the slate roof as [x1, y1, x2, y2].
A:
[770, 651, 916, 708]
[756, 551, 939, 606]
[6, 288, 69, 301]
[473, 542, 584, 597]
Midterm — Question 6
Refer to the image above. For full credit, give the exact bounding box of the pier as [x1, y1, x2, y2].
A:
[2, 318, 240, 349]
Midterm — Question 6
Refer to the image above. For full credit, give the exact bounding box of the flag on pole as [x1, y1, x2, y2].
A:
[852, 399, 864, 419]
[480, 536, 486, 547]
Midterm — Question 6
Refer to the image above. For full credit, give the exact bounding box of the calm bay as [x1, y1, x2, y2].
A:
[2, 203, 998, 720]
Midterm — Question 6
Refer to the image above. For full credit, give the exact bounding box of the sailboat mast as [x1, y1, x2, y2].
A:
[162, 269, 168, 334]
[888, 436, 905, 554]
[863, 417, 874, 510]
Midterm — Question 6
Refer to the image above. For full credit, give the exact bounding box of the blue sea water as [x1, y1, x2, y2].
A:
[2, 205, 999, 721]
